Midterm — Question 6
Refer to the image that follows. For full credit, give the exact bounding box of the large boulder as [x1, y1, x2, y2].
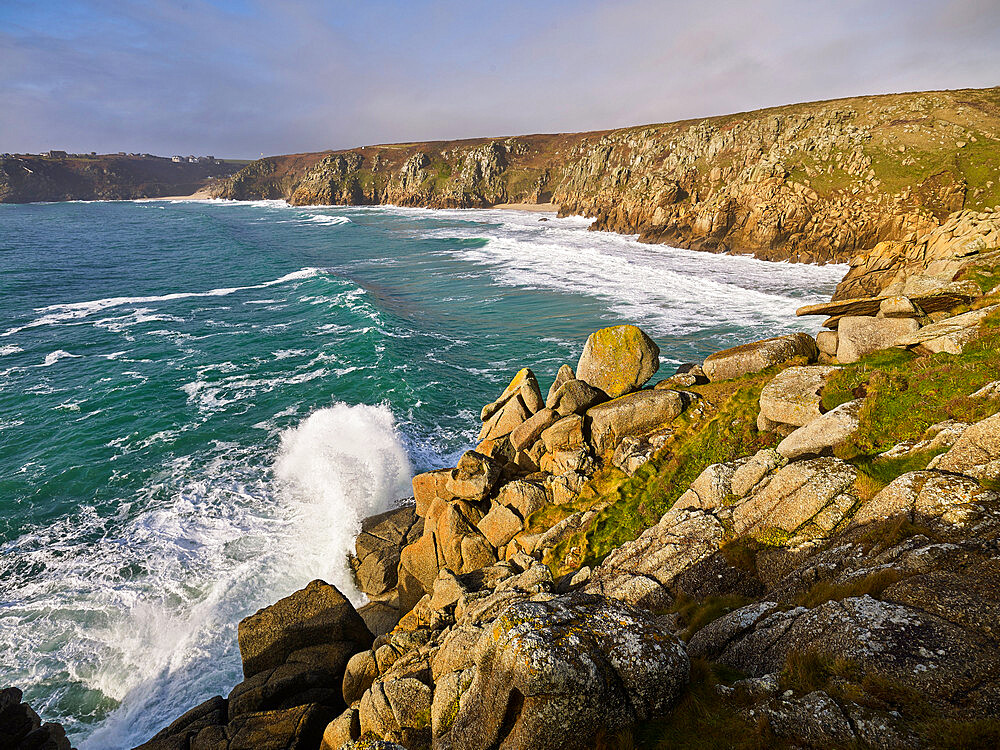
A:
[509, 408, 559, 451]
[438, 593, 689, 750]
[576, 325, 660, 398]
[545, 379, 606, 416]
[352, 505, 423, 598]
[931, 411, 1000, 482]
[702, 333, 818, 382]
[586, 507, 727, 609]
[481, 368, 544, 422]
[238, 580, 373, 679]
[758, 366, 836, 428]
[545, 364, 576, 403]
[776, 399, 863, 460]
[445, 451, 501, 502]
[852, 470, 999, 527]
[835, 316, 920, 363]
[586, 389, 688, 454]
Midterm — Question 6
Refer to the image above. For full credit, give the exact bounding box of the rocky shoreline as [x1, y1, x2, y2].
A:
[6, 178, 1000, 749]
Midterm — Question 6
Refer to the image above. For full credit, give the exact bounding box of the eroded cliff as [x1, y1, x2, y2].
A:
[213, 87, 1000, 266]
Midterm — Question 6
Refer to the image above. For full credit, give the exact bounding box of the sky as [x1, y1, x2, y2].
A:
[1, 0, 999, 159]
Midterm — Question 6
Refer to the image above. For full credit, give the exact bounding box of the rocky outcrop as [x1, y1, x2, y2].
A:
[575, 324, 659, 398]
[702, 333, 818, 382]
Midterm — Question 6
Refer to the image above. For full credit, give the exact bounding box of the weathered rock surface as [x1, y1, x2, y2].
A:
[544, 378, 606, 416]
[238, 580, 373, 679]
[758, 365, 836, 427]
[575, 325, 660, 398]
[586, 389, 689, 454]
[895, 304, 999, 355]
[933, 411, 1000, 481]
[439, 594, 689, 750]
[777, 398, 863, 459]
[835, 315, 920, 363]
[0, 687, 71, 750]
[703, 333, 818, 382]
[352, 505, 423, 598]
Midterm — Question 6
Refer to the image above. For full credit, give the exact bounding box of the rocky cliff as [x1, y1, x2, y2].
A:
[124, 227, 1000, 749]
[213, 87, 1000, 266]
[0, 154, 243, 203]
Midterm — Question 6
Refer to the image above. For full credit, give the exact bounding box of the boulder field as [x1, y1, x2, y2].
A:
[11, 218, 1000, 749]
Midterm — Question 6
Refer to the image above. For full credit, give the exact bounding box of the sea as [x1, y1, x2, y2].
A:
[0, 199, 845, 747]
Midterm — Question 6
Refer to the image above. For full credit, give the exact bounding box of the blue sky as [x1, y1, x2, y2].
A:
[2, 0, 999, 158]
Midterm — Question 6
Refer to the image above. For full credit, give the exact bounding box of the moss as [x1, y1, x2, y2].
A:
[958, 262, 1000, 295]
[751, 526, 792, 547]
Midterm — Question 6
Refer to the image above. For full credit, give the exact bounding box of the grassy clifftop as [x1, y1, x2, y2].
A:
[214, 87, 1000, 265]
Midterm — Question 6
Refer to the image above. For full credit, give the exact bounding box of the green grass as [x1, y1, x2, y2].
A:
[851, 447, 947, 499]
[821, 324, 1000, 459]
[548, 367, 784, 574]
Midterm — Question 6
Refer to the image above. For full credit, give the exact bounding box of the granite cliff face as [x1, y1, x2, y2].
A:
[0, 155, 242, 203]
[214, 87, 1000, 266]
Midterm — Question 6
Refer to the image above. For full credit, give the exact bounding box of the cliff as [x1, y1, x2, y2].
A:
[0, 154, 243, 203]
[213, 86, 1000, 266]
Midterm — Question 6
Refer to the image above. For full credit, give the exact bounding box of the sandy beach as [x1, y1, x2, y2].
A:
[491, 202, 559, 212]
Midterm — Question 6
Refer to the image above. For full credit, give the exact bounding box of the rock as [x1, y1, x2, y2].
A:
[835, 316, 919, 363]
[357, 602, 400, 639]
[478, 395, 532, 442]
[540, 415, 587, 453]
[702, 333, 818, 382]
[674, 462, 740, 511]
[539, 449, 594, 475]
[320, 707, 360, 750]
[445, 451, 501, 502]
[756, 691, 861, 747]
[439, 593, 689, 750]
[238, 580, 373, 679]
[576, 324, 660, 398]
[545, 378, 607, 416]
[611, 430, 670, 475]
[732, 457, 857, 537]
[480, 368, 544, 422]
[397, 532, 441, 612]
[358, 677, 432, 747]
[586, 389, 688, 454]
[878, 295, 920, 318]
[547, 471, 587, 505]
[657, 363, 708, 388]
[729, 449, 785, 498]
[689, 595, 1000, 708]
[587, 508, 727, 609]
[853, 470, 999, 527]
[343, 650, 379, 706]
[0, 687, 71, 750]
[411, 469, 452, 517]
[777, 399, 863, 460]
[933, 411, 1000, 481]
[222, 703, 336, 750]
[353, 505, 423, 598]
[815, 330, 838, 358]
[758, 365, 836, 427]
[545, 364, 576, 403]
[894, 304, 999, 355]
[477, 504, 523, 549]
[340, 735, 407, 750]
[496, 480, 547, 520]
[508, 408, 559, 451]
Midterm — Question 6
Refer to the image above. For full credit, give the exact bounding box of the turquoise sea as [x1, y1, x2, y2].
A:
[0, 199, 845, 747]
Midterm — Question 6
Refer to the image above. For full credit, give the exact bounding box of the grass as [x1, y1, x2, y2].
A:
[821, 322, 1000, 459]
[633, 659, 776, 750]
[668, 593, 756, 641]
[546, 365, 785, 574]
[854, 514, 941, 552]
[851, 447, 947, 500]
[795, 568, 904, 608]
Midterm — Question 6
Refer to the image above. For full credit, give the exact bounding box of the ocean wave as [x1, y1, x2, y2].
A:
[0, 344, 24, 356]
[2, 268, 328, 337]
[41, 349, 82, 366]
[2, 402, 412, 749]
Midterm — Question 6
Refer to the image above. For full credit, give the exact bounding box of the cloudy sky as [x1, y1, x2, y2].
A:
[2, 0, 999, 158]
